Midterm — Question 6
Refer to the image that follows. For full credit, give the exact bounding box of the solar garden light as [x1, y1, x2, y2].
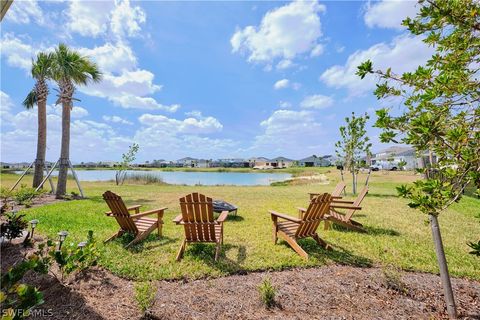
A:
[77, 241, 87, 250]
[57, 231, 69, 250]
[29, 219, 39, 238]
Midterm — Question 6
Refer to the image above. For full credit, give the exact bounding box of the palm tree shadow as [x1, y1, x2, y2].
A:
[113, 233, 177, 252]
[329, 223, 400, 236]
[182, 243, 247, 272]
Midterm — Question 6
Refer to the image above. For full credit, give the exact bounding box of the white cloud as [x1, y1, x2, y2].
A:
[231, 0, 326, 64]
[66, 0, 115, 38]
[0, 33, 37, 70]
[310, 44, 324, 57]
[71, 107, 89, 118]
[103, 115, 134, 125]
[273, 79, 301, 90]
[138, 114, 223, 135]
[110, 0, 146, 39]
[250, 109, 324, 157]
[78, 42, 137, 73]
[0, 91, 14, 112]
[364, 0, 419, 30]
[66, 0, 146, 39]
[276, 59, 295, 70]
[6, 0, 45, 25]
[278, 101, 292, 108]
[320, 34, 433, 96]
[274, 79, 290, 90]
[300, 94, 334, 109]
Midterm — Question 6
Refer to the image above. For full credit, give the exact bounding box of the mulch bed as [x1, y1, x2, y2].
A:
[0, 194, 64, 213]
[1, 240, 479, 319]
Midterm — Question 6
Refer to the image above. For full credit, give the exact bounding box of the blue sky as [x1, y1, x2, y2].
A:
[0, 0, 431, 163]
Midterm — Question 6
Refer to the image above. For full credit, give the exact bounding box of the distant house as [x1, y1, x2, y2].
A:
[196, 159, 211, 168]
[320, 155, 336, 166]
[249, 157, 273, 169]
[370, 146, 418, 170]
[1, 162, 31, 169]
[217, 158, 250, 168]
[298, 155, 329, 167]
[176, 157, 198, 168]
[270, 156, 294, 168]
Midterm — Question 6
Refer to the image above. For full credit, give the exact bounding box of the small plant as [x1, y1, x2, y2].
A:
[0, 211, 29, 241]
[467, 240, 480, 257]
[257, 277, 277, 309]
[382, 265, 408, 295]
[134, 281, 156, 313]
[13, 185, 40, 205]
[0, 254, 50, 319]
[49, 230, 100, 281]
[0, 187, 13, 214]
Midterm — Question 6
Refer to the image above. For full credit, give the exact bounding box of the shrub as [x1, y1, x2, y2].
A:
[257, 277, 277, 308]
[134, 281, 156, 313]
[13, 185, 40, 205]
[468, 240, 480, 257]
[49, 230, 100, 280]
[0, 211, 29, 241]
[123, 172, 165, 185]
[382, 265, 408, 294]
[0, 254, 49, 319]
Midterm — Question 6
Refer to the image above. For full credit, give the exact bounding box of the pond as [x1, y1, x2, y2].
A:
[18, 170, 292, 186]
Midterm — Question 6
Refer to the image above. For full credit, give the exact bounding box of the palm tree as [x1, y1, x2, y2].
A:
[51, 44, 101, 198]
[23, 52, 54, 188]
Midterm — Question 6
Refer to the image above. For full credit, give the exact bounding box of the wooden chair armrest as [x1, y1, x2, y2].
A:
[297, 207, 307, 212]
[331, 199, 355, 204]
[297, 207, 307, 219]
[216, 211, 229, 223]
[131, 207, 167, 219]
[330, 205, 361, 210]
[173, 214, 183, 224]
[127, 205, 142, 213]
[269, 210, 301, 223]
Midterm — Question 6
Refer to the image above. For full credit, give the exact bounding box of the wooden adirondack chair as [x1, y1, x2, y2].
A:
[325, 186, 368, 232]
[103, 191, 167, 248]
[308, 181, 346, 200]
[270, 193, 332, 260]
[173, 193, 228, 261]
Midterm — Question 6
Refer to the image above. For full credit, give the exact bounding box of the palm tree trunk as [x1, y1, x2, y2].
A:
[32, 100, 47, 188]
[56, 101, 71, 198]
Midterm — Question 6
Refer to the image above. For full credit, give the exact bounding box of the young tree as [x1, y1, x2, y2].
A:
[23, 52, 54, 188]
[51, 44, 102, 198]
[357, 0, 480, 317]
[335, 112, 372, 195]
[116, 143, 140, 185]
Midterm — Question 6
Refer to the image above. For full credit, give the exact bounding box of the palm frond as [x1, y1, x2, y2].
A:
[22, 90, 37, 109]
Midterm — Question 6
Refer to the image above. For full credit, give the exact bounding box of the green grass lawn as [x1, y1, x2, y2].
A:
[2, 170, 479, 281]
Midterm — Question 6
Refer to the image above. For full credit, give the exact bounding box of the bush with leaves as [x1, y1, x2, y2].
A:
[0, 212, 29, 241]
[0, 254, 49, 319]
[45, 230, 100, 281]
[257, 277, 277, 309]
[13, 185, 41, 206]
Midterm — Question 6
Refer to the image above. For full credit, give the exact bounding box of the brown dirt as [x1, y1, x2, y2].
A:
[1, 240, 479, 320]
[0, 194, 64, 213]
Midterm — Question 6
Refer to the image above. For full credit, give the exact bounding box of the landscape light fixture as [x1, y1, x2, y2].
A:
[57, 231, 69, 250]
[77, 241, 87, 249]
[29, 219, 39, 238]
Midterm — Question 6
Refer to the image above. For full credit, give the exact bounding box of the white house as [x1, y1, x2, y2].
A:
[370, 146, 418, 170]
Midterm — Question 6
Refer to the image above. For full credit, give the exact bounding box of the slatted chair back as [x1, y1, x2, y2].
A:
[103, 191, 138, 234]
[179, 192, 217, 242]
[332, 181, 346, 197]
[295, 193, 332, 238]
[345, 186, 368, 220]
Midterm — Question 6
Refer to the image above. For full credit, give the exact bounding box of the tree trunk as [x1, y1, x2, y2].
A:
[56, 101, 71, 198]
[32, 99, 47, 188]
[429, 214, 457, 319]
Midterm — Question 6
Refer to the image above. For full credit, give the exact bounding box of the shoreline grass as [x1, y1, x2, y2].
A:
[1, 170, 478, 282]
